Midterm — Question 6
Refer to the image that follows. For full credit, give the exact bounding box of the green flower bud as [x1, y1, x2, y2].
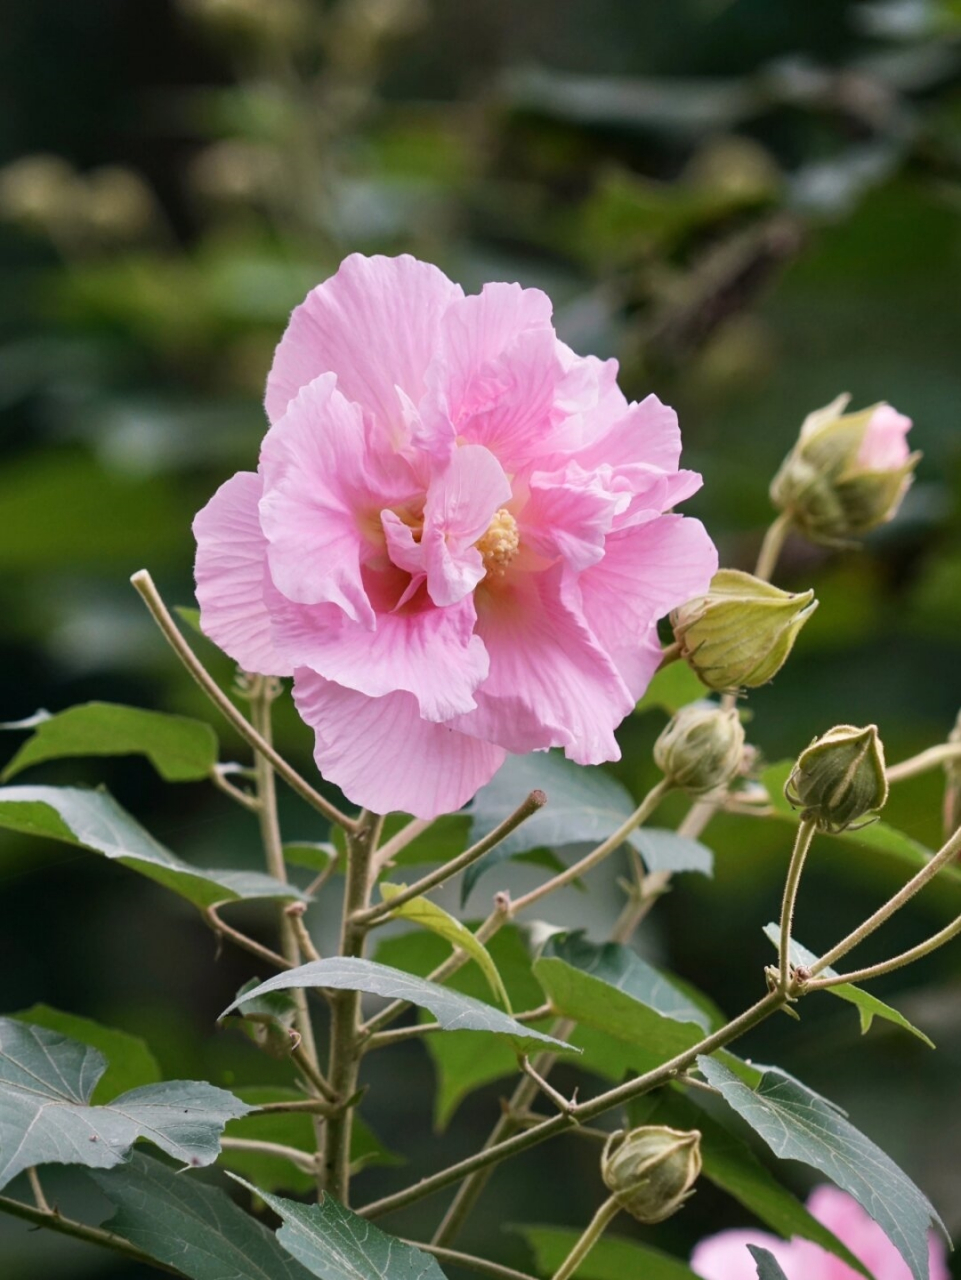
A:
[601, 1126, 702, 1224]
[770, 394, 920, 545]
[785, 724, 888, 832]
[654, 703, 746, 796]
[671, 569, 817, 693]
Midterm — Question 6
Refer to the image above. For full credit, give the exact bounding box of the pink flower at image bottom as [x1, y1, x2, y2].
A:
[691, 1186, 949, 1280]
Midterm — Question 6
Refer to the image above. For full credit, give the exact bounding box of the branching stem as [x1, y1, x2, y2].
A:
[777, 818, 816, 994]
[357, 791, 547, 926]
[130, 570, 356, 831]
[0, 1194, 182, 1276]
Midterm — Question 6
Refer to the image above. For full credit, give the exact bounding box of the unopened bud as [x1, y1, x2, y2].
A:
[671, 569, 817, 692]
[654, 703, 746, 796]
[786, 724, 888, 832]
[601, 1126, 702, 1224]
[770, 394, 919, 545]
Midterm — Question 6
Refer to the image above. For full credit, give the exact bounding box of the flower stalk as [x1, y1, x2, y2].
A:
[550, 1196, 622, 1280]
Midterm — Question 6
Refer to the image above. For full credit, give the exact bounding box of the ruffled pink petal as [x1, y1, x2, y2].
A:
[269, 587, 488, 723]
[259, 374, 418, 627]
[265, 254, 464, 436]
[443, 325, 566, 471]
[572, 516, 717, 697]
[422, 444, 512, 606]
[432, 281, 554, 423]
[573, 394, 683, 474]
[292, 671, 506, 818]
[521, 463, 624, 572]
[381, 511, 425, 577]
[453, 566, 632, 762]
[192, 471, 292, 676]
[857, 405, 912, 471]
[691, 1229, 802, 1280]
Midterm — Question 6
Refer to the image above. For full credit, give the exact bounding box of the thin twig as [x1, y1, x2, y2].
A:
[204, 903, 291, 971]
[805, 913, 961, 991]
[209, 765, 261, 811]
[0, 1194, 182, 1275]
[357, 791, 547, 926]
[27, 1168, 50, 1214]
[252, 1098, 337, 1116]
[221, 1136, 318, 1173]
[402, 1241, 542, 1280]
[285, 902, 322, 962]
[887, 743, 961, 784]
[369, 817, 434, 877]
[130, 570, 356, 831]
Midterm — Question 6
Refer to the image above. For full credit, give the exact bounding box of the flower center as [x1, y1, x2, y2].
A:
[476, 508, 519, 578]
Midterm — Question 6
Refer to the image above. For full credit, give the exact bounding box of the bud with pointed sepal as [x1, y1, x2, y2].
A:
[770, 394, 920, 545]
[601, 1125, 702, 1224]
[654, 703, 746, 797]
[671, 569, 817, 693]
[786, 724, 888, 832]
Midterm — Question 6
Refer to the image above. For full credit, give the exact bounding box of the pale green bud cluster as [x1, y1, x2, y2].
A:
[601, 1125, 702, 1224]
[786, 723, 888, 832]
[654, 704, 746, 797]
[770, 394, 919, 545]
[671, 569, 817, 693]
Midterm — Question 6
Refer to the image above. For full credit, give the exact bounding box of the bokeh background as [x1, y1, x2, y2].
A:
[2, 0, 961, 1275]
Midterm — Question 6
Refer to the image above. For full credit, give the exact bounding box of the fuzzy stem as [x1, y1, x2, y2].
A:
[432, 1019, 575, 1247]
[0, 1194, 182, 1275]
[203, 903, 291, 971]
[886, 743, 961, 784]
[754, 510, 793, 583]
[359, 989, 783, 1220]
[404, 1241, 541, 1280]
[250, 684, 332, 1180]
[508, 780, 671, 916]
[551, 1197, 622, 1280]
[357, 791, 547, 926]
[361, 782, 669, 1042]
[220, 1136, 317, 1173]
[809, 820, 961, 978]
[777, 819, 816, 994]
[130, 570, 356, 831]
[323, 809, 381, 1204]
[807, 913, 961, 990]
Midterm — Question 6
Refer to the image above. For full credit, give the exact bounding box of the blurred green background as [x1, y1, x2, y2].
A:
[2, 0, 961, 1275]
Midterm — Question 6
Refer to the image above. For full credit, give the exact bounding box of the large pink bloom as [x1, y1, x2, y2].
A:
[193, 254, 716, 817]
[690, 1185, 949, 1280]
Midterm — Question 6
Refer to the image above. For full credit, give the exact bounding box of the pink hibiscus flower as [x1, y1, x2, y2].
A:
[193, 254, 717, 817]
[690, 1185, 950, 1280]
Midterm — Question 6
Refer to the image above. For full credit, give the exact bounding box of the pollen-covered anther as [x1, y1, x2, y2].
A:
[476, 508, 519, 577]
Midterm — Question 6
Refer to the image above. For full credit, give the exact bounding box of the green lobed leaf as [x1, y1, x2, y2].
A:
[1, 702, 218, 782]
[532, 932, 710, 1069]
[0, 784, 304, 906]
[230, 1177, 447, 1280]
[90, 1151, 315, 1280]
[762, 924, 934, 1048]
[220, 958, 576, 1054]
[465, 753, 710, 900]
[0, 1017, 249, 1190]
[698, 1055, 950, 1280]
[634, 661, 706, 714]
[517, 1224, 700, 1279]
[222, 1088, 403, 1194]
[539, 933, 711, 1029]
[749, 1247, 791, 1280]
[11, 1004, 160, 1104]
[627, 1089, 866, 1275]
[379, 883, 511, 1010]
